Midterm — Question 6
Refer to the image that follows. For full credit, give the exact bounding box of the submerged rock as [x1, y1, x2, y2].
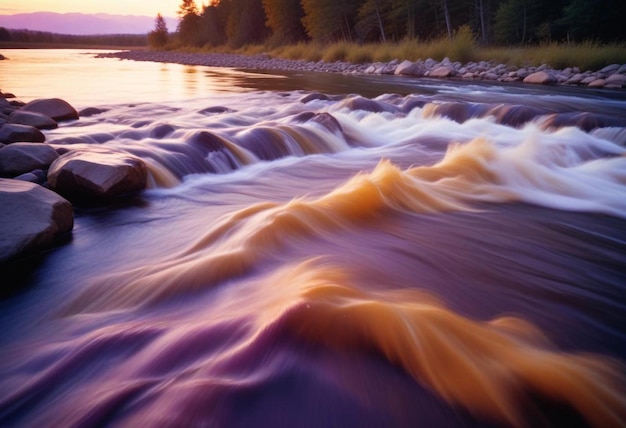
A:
[0, 142, 59, 177]
[22, 98, 79, 122]
[0, 179, 73, 264]
[47, 151, 148, 200]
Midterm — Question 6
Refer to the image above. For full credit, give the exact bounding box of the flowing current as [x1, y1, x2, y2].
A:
[1, 50, 625, 427]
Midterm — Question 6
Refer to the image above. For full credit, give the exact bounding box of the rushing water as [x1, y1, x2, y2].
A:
[1, 49, 626, 428]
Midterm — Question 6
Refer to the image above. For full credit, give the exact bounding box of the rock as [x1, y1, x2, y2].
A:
[567, 73, 585, 84]
[14, 169, 47, 184]
[21, 98, 79, 122]
[0, 54, 5, 60]
[588, 79, 605, 88]
[599, 64, 620, 74]
[0, 92, 15, 99]
[8, 110, 58, 130]
[0, 143, 59, 177]
[78, 107, 108, 117]
[0, 124, 46, 144]
[0, 179, 73, 264]
[47, 151, 148, 200]
[429, 66, 455, 78]
[605, 73, 626, 88]
[300, 93, 330, 103]
[581, 75, 597, 84]
[523, 71, 556, 85]
[618, 64, 626, 74]
[395, 60, 416, 75]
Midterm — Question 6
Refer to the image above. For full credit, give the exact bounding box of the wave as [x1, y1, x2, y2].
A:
[3, 260, 624, 427]
[60, 128, 626, 315]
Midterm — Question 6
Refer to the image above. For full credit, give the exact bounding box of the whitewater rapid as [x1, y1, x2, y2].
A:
[1, 70, 626, 427]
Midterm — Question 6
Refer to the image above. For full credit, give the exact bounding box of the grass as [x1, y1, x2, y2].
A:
[163, 26, 626, 72]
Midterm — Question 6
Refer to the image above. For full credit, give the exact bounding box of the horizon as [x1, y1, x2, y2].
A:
[0, 0, 205, 19]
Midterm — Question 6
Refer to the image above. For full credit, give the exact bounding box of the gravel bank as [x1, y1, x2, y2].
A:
[97, 50, 626, 89]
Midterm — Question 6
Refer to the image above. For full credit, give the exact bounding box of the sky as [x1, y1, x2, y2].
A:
[0, 0, 204, 17]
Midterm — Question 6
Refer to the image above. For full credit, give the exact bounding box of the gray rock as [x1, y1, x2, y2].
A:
[523, 71, 556, 85]
[605, 73, 626, 87]
[8, 110, 58, 130]
[0, 179, 73, 264]
[394, 60, 424, 77]
[0, 123, 46, 144]
[48, 151, 148, 200]
[567, 73, 585, 84]
[14, 169, 47, 184]
[516, 68, 529, 78]
[429, 66, 455, 78]
[581, 75, 597, 84]
[599, 64, 620, 74]
[588, 79, 605, 88]
[0, 143, 59, 177]
[21, 98, 79, 122]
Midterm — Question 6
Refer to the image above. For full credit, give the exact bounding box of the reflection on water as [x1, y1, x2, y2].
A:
[0, 49, 255, 106]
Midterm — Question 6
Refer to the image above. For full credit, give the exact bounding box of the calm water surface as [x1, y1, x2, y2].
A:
[1, 49, 625, 428]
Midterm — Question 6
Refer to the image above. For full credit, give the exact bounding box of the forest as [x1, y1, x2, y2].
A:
[0, 27, 146, 47]
[164, 0, 626, 49]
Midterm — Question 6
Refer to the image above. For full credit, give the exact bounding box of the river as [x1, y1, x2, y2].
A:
[1, 49, 625, 427]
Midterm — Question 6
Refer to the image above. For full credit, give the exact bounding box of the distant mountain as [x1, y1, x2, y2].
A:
[0, 12, 178, 35]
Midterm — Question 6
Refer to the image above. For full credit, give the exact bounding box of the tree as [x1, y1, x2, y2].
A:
[177, 0, 202, 46]
[178, 0, 199, 17]
[356, 0, 390, 42]
[301, 0, 361, 42]
[225, 0, 269, 47]
[148, 13, 169, 48]
[0, 27, 10, 42]
[262, 0, 307, 44]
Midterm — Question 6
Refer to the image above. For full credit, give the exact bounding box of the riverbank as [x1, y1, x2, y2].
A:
[98, 49, 626, 90]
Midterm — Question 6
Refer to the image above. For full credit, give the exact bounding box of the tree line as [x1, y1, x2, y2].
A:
[157, 0, 625, 49]
[0, 28, 147, 46]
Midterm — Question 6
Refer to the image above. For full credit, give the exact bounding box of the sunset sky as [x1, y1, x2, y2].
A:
[0, 0, 204, 17]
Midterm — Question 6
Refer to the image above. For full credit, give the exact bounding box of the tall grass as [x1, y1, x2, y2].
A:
[192, 31, 626, 71]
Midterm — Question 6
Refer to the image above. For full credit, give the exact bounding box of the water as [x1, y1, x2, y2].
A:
[1, 49, 626, 427]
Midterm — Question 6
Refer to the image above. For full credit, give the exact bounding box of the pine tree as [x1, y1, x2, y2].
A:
[148, 13, 168, 48]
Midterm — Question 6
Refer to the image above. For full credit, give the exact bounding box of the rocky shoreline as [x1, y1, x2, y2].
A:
[97, 49, 626, 89]
[0, 92, 148, 267]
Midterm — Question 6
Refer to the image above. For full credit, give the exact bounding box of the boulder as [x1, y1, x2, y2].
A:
[429, 66, 455, 78]
[523, 71, 556, 85]
[47, 151, 148, 200]
[0, 123, 45, 144]
[605, 73, 626, 88]
[21, 98, 79, 122]
[8, 110, 58, 130]
[0, 143, 59, 177]
[581, 75, 597, 85]
[394, 60, 424, 76]
[0, 54, 5, 60]
[0, 179, 73, 264]
[599, 64, 620, 74]
[588, 79, 605, 88]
